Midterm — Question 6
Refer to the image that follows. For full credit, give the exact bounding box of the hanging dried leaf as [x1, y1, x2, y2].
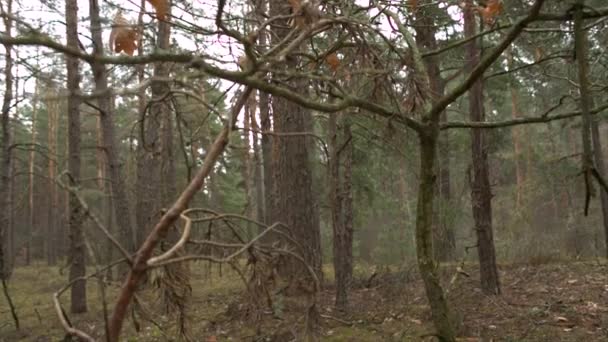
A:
[534, 47, 544, 62]
[147, 0, 168, 20]
[109, 12, 139, 56]
[408, 0, 418, 11]
[287, 0, 319, 28]
[479, 0, 503, 25]
[287, 0, 303, 27]
[325, 52, 340, 73]
[237, 55, 252, 71]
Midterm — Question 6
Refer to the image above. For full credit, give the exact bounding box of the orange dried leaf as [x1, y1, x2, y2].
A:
[147, 0, 168, 20]
[115, 29, 138, 55]
[480, 0, 503, 25]
[325, 52, 340, 72]
[287, 0, 302, 12]
[109, 12, 139, 56]
[237, 55, 252, 70]
[408, 0, 418, 11]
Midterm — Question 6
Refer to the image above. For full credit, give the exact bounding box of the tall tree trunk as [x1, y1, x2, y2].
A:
[0, 0, 14, 279]
[414, 3, 454, 261]
[330, 113, 354, 309]
[0, 7, 19, 322]
[46, 87, 59, 265]
[269, 0, 322, 279]
[260, 92, 273, 224]
[592, 121, 608, 255]
[328, 113, 342, 305]
[507, 47, 525, 210]
[89, 0, 137, 254]
[242, 95, 254, 235]
[160, 97, 176, 207]
[416, 130, 455, 341]
[66, 0, 87, 313]
[341, 120, 354, 287]
[135, 1, 161, 248]
[272, 96, 322, 278]
[250, 96, 265, 224]
[573, 1, 608, 255]
[28, 81, 39, 266]
[155, 8, 192, 338]
[253, 1, 273, 226]
[464, 0, 500, 295]
[260, 97, 273, 226]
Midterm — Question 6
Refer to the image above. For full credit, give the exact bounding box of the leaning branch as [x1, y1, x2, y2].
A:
[106, 86, 252, 342]
[56, 171, 132, 263]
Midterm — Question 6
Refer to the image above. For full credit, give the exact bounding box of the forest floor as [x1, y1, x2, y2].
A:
[1, 260, 608, 341]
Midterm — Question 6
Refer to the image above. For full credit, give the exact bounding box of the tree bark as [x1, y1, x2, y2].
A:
[135, 17, 171, 247]
[507, 47, 525, 210]
[250, 96, 265, 225]
[416, 129, 456, 341]
[253, 0, 274, 226]
[330, 113, 354, 309]
[269, 0, 322, 279]
[260, 92, 273, 223]
[242, 95, 254, 236]
[89, 0, 137, 254]
[271, 96, 322, 278]
[0, 0, 14, 280]
[46, 86, 59, 265]
[573, 1, 608, 255]
[66, 0, 87, 313]
[28, 81, 39, 267]
[592, 121, 608, 256]
[464, 0, 500, 295]
[414, 3, 454, 261]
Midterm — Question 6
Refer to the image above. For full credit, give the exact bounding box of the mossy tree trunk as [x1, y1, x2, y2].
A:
[416, 127, 456, 342]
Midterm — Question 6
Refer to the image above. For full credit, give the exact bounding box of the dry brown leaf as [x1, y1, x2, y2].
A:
[287, 0, 304, 27]
[147, 0, 168, 20]
[479, 0, 503, 25]
[325, 52, 340, 73]
[237, 55, 252, 70]
[534, 47, 543, 62]
[287, 0, 319, 28]
[109, 12, 139, 56]
[408, 0, 418, 11]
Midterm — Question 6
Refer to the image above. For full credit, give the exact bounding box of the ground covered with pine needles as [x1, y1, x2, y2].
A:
[1, 260, 608, 341]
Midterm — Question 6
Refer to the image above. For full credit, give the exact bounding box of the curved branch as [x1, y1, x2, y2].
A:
[146, 211, 193, 266]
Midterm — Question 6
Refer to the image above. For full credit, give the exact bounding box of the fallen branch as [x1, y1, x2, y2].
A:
[53, 259, 125, 342]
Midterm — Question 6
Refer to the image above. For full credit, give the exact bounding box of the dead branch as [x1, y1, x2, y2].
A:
[106, 86, 252, 342]
[147, 211, 193, 266]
